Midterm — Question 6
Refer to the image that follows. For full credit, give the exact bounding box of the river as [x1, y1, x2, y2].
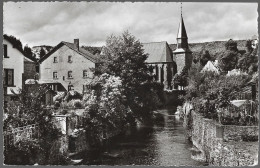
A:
[75, 108, 205, 166]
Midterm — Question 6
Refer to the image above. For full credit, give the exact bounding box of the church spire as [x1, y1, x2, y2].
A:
[176, 3, 188, 49]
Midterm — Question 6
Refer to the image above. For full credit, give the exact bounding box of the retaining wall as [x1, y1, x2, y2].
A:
[185, 111, 259, 166]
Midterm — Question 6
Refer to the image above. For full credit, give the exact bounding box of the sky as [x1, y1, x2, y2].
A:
[3, 2, 258, 47]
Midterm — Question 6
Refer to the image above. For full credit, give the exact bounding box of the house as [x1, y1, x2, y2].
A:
[3, 37, 24, 102]
[142, 41, 176, 89]
[201, 60, 220, 74]
[38, 39, 99, 94]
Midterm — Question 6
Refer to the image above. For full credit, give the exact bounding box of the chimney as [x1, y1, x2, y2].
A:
[74, 39, 79, 50]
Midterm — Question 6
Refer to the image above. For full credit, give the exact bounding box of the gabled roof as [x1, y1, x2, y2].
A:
[201, 61, 220, 74]
[39, 41, 99, 63]
[142, 41, 173, 63]
[3, 36, 37, 62]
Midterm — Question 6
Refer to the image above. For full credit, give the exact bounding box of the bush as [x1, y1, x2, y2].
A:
[54, 101, 60, 109]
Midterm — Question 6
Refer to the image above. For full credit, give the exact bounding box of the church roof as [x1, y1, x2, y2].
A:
[39, 41, 99, 63]
[142, 41, 173, 63]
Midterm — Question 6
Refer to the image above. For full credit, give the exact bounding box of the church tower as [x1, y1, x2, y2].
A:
[173, 5, 192, 74]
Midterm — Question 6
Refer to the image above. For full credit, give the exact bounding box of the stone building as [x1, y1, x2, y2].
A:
[143, 13, 192, 90]
[38, 39, 98, 94]
[173, 14, 193, 75]
[142, 41, 176, 90]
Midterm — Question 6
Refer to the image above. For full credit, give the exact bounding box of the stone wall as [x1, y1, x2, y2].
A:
[185, 110, 259, 166]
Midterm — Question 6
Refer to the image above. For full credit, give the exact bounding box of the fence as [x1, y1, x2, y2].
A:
[4, 124, 39, 146]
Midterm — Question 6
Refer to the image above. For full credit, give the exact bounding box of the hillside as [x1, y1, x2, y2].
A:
[32, 45, 53, 59]
[169, 40, 248, 61]
[32, 39, 249, 60]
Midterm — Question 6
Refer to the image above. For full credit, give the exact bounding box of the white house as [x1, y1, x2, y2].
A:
[39, 39, 99, 94]
[201, 60, 220, 74]
[3, 38, 24, 101]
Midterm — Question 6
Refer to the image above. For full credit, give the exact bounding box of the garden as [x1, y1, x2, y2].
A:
[180, 62, 258, 126]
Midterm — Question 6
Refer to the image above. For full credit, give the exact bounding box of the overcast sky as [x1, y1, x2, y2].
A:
[3, 2, 258, 47]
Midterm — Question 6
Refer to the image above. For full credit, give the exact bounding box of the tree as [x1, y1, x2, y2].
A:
[96, 31, 163, 123]
[39, 48, 46, 58]
[199, 50, 211, 66]
[24, 44, 33, 58]
[218, 39, 240, 72]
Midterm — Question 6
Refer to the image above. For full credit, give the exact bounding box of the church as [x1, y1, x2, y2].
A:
[143, 11, 193, 90]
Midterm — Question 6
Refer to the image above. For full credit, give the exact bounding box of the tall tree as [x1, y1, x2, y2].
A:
[199, 49, 211, 66]
[218, 39, 240, 72]
[96, 31, 163, 123]
[39, 48, 46, 58]
[24, 44, 33, 58]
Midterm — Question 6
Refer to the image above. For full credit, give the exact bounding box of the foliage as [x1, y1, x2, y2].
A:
[237, 45, 258, 74]
[183, 60, 254, 122]
[82, 46, 102, 55]
[4, 139, 42, 165]
[64, 99, 83, 109]
[39, 48, 46, 58]
[24, 44, 34, 59]
[64, 91, 83, 102]
[199, 49, 212, 66]
[95, 31, 163, 122]
[4, 84, 62, 164]
[83, 74, 129, 143]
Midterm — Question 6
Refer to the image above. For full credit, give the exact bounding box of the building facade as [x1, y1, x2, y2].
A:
[39, 39, 98, 94]
[142, 41, 176, 90]
[173, 14, 193, 75]
[3, 38, 24, 101]
[143, 13, 192, 90]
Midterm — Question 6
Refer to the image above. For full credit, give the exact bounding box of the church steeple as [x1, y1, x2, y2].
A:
[173, 3, 193, 76]
[176, 3, 188, 49]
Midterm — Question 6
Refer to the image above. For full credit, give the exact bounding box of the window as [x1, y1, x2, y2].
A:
[68, 55, 72, 63]
[68, 71, 73, 78]
[53, 72, 58, 79]
[3, 69, 14, 86]
[54, 57, 58, 63]
[68, 85, 74, 91]
[83, 70, 88, 78]
[3, 44, 8, 58]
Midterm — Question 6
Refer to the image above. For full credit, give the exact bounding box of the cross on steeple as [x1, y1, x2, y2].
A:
[181, 2, 182, 16]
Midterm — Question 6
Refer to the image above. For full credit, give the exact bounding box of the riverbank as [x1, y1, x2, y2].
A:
[68, 108, 204, 166]
[183, 110, 258, 166]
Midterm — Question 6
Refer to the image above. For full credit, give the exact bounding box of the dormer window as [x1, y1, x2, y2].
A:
[54, 57, 58, 63]
[83, 70, 88, 78]
[68, 71, 73, 79]
[68, 55, 72, 63]
[3, 44, 8, 58]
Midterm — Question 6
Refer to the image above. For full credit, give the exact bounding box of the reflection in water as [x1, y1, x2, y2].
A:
[77, 108, 204, 166]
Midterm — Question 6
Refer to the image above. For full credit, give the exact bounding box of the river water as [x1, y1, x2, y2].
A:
[77, 108, 204, 166]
